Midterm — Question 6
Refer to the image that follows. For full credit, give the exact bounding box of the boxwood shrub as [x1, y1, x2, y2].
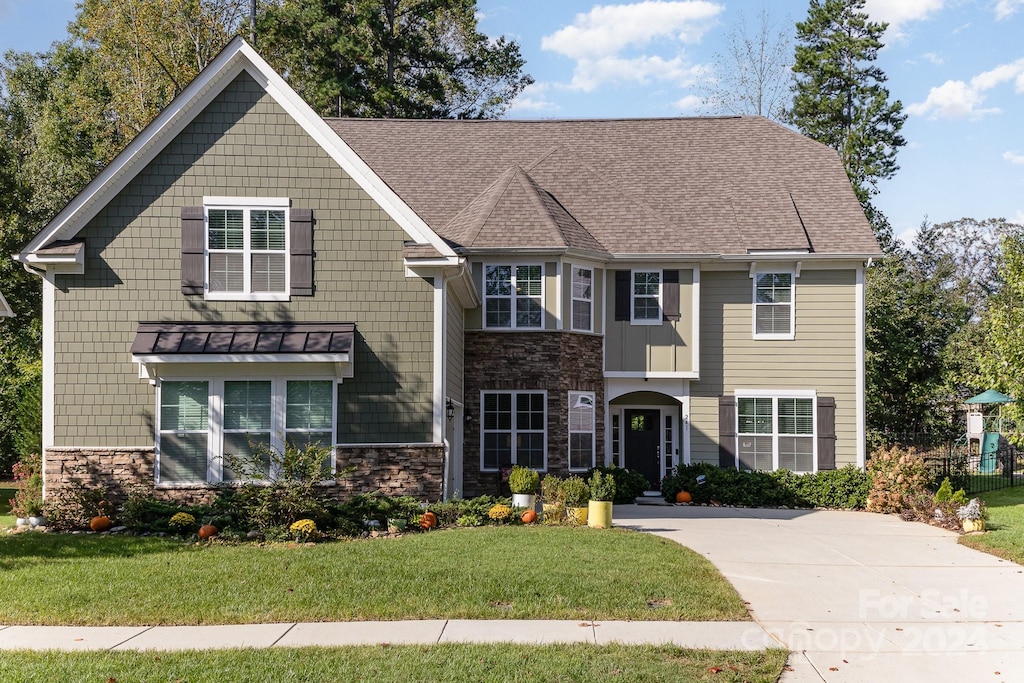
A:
[661, 463, 868, 510]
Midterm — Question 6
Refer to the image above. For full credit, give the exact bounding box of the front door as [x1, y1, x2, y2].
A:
[624, 409, 661, 488]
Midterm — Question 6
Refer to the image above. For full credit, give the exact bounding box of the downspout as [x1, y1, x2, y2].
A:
[17, 259, 51, 498]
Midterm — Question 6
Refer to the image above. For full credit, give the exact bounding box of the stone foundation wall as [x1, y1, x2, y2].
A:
[44, 444, 445, 507]
[462, 331, 605, 497]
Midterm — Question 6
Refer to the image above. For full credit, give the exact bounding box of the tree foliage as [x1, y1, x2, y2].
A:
[699, 7, 793, 121]
[74, 0, 249, 137]
[865, 233, 969, 442]
[976, 235, 1024, 432]
[789, 0, 906, 245]
[257, 0, 532, 118]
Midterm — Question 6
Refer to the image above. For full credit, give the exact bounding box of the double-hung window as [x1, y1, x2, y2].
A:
[484, 265, 543, 328]
[206, 198, 289, 300]
[157, 378, 336, 485]
[481, 391, 546, 470]
[736, 394, 815, 472]
[568, 391, 595, 470]
[632, 270, 661, 323]
[753, 272, 794, 338]
[571, 266, 593, 331]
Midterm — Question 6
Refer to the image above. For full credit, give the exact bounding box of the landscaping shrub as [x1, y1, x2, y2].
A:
[43, 478, 115, 531]
[661, 463, 869, 510]
[219, 441, 340, 533]
[866, 445, 930, 513]
[588, 466, 649, 504]
[8, 452, 43, 519]
[785, 466, 870, 509]
[329, 493, 426, 535]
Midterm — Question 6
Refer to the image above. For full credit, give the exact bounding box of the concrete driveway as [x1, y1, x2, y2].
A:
[615, 505, 1024, 682]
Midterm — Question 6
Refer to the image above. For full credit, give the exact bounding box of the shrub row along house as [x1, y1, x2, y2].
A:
[17, 39, 881, 503]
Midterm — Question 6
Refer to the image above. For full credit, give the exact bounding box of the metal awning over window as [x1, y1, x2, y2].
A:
[130, 322, 354, 380]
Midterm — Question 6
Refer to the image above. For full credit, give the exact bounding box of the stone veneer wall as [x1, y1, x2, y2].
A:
[44, 445, 444, 507]
[462, 331, 604, 498]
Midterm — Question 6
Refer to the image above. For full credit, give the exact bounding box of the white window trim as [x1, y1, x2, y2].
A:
[631, 269, 662, 325]
[568, 391, 596, 471]
[734, 390, 817, 473]
[479, 389, 548, 471]
[570, 265, 593, 333]
[751, 269, 796, 340]
[156, 376, 337, 486]
[204, 197, 290, 302]
[483, 263, 545, 330]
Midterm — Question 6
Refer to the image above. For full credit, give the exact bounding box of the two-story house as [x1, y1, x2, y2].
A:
[18, 39, 881, 504]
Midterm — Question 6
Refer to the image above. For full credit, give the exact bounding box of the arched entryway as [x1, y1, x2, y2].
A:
[607, 387, 688, 488]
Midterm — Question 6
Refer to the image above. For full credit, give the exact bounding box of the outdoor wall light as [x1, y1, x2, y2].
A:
[446, 398, 455, 422]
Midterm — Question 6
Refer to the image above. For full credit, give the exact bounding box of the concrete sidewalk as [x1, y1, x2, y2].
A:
[615, 505, 1024, 683]
[0, 619, 776, 652]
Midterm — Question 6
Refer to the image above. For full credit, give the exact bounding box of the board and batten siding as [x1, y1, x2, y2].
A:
[50, 71, 435, 447]
[690, 268, 859, 467]
[605, 268, 695, 373]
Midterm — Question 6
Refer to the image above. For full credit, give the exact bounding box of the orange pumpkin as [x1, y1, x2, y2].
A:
[89, 515, 112, 532]
[420, 511, 438, 529]
[675, 491, 693, 504]
[521, 509, 537, 524]
[198, 524, 218, 540]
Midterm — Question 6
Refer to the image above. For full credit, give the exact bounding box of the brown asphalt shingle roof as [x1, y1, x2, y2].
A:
[326, 116, 880, 257]
[130, 322, 354, 356]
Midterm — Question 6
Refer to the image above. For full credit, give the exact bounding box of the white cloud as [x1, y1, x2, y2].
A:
[508, 83, 559, 114]
[996, 0, 1024, 20]
[908, 58, 1024, 119]
[541, 1, 722, 91]
[864, 0, 944, 35]
[674, 94, 702, 112]
[1004, 150, 1024, 165]
[922, 52, 944, 65]
[1013, 210, 1024, 225]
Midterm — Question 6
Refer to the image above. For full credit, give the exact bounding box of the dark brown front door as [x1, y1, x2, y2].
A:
[624, 409, 661, 488]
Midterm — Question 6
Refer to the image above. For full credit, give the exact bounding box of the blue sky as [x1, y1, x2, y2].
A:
[2, 0, 1023, 244]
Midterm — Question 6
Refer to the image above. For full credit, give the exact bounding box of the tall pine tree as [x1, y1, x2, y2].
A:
[789, 0, 905, 247]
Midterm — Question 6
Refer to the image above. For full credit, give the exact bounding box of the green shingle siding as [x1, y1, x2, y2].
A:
[52, 72, 434, 446]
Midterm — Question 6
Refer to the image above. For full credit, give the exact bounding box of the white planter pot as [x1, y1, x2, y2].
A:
[15, 517, 28, 527]
[28, 516, 46, 528]
[511, 493, 537, 510]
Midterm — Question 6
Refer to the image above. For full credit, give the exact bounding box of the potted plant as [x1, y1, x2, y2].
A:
[957, 497, 987, 533]
[25, 499, 46, 528]
[587, 470, 616, 529]
[541, 474, 566, 524]
[508, 465, 540, 510]
[562, 475, 590, 525]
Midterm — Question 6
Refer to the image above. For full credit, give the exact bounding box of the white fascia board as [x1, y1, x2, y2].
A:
[604, 371, 700, 379]
[0, 291, 13, 317]
[21, 38, 456, 261]
[133, 353, 350, 365]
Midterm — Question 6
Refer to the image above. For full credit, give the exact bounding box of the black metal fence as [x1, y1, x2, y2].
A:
[923, 442, 1024, 496]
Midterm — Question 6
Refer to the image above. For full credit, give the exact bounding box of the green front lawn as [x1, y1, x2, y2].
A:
[0, 645, 789, 683]
[0, 526, 748, 625]
[960, 487, 1024, 564]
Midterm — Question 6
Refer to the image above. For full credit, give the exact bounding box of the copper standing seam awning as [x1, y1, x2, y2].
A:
[130, 322, 355, 380]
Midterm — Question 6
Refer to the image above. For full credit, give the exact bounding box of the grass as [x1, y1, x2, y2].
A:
[960, 486, 1024, 564]
[0, 526, 748, 625]
[0, 645, 789, 682]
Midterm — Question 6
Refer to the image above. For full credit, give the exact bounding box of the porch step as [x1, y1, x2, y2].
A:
[635, 491, 671, 506]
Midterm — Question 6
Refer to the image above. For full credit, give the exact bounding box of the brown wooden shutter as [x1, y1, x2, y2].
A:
[817, 396, 836, 470]
[719, 395, 737, 469]
[663, 269, 680, 321]
[614, 270, 630, 321]
[290, 208, 314, 296]
[181, 206, 205, 295]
